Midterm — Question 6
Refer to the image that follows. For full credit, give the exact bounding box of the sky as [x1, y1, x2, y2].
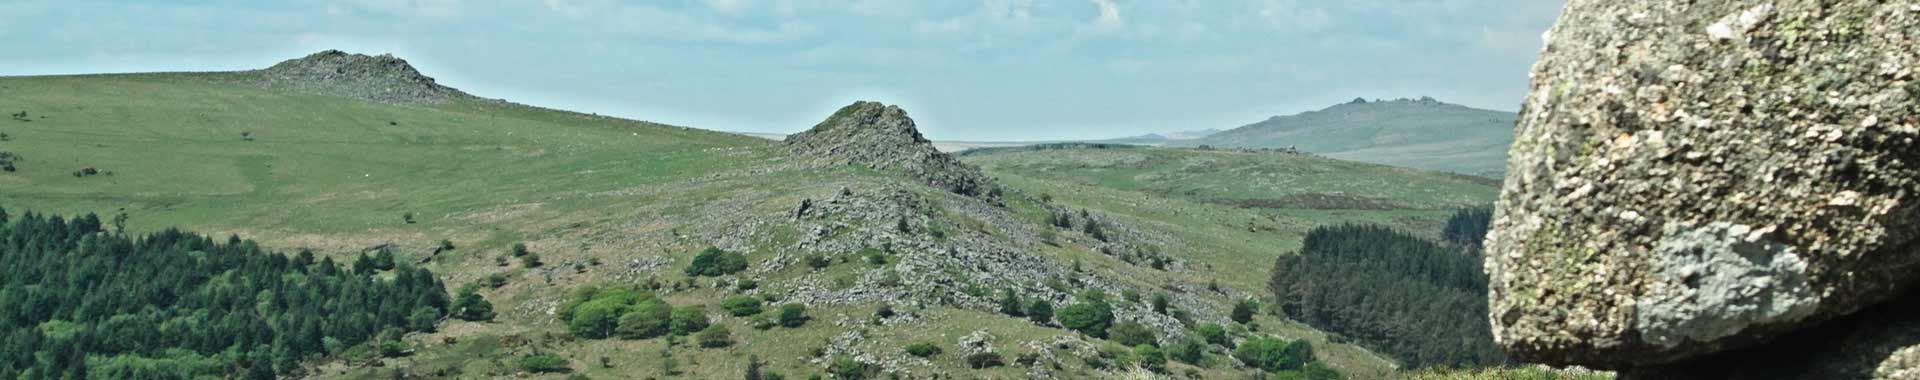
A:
[0, 0, 1566, 141]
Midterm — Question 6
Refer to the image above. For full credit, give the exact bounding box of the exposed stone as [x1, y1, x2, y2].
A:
[1488, 0, 1920, 370]
[1618, 291, 1920, 380]
[786, 101, 999, 199]
[250, 50, 470, 105]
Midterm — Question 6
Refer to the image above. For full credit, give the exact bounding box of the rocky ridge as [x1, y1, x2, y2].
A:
[1488, 0, 1920, 378]
[786, 101, 999, 199]
[248, 50, 470, 105]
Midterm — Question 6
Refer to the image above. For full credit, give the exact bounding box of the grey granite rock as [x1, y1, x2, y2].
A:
[1487, 0, 1920, 368]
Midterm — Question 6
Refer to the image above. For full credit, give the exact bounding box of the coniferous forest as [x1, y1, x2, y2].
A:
[1267, 208, 1507, 369]
[0, 208, 450, 380]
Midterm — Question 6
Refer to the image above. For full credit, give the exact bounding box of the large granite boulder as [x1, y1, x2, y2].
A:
[1486, 0, 1920, 372]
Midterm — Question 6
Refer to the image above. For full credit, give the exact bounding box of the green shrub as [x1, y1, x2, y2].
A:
[830, 357, 870, 380]
[1109, 321, 1157, 347]
[723, 296, 764, 317]
[904, 342, 942, 358]
[452, 288, 495, 322]
[559, 286, 658, 339]
[804, 255, 831, 269]
[616, 300, 673, 339]
[685, 247, 749, 277]
[697, 325, 733, 348]
[484, 273, 510, 288]
[519, 352, 570, 373]
[778, 304, 810, 328]
[1196, 323, 1230, 347]
[1168, 337, 1205, 365]
[671, 306, 710, 336]
[378, 340, 409, 358]
[408, 306, 441, 332]
[1231, 299, 1258, 324]
[1233, 337, 1312, 373]
[998, 288, 1025, 317]
[1058, 293, 1114, 338]
[1133, 345, 1167, 373]
[750, 313, 778, 330]
[1027, 299, 1054, 325]
[965, 352, 1006, 369]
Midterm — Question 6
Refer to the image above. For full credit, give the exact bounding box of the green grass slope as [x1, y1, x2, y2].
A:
[962, 144, 1499, 300]
[1, 67, 1428, 379]
[1174, 98, 1517, 177]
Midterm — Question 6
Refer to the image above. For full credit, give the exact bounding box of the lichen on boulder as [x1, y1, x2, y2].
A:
[1486, 0, 1920, 371]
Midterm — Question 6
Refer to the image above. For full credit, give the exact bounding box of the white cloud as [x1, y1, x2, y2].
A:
[1089, 0, 1123, 30]
[1257, 0, 1329, 33]
[984, 0, 1032, 21]
[704, 0, 751, 15]
[915, 18, 968, 34]
[343, 0, 463, 18]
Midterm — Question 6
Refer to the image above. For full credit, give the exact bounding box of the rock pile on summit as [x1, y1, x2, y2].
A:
[1488, 1, 1920, 378]
[251, 50, 469, 105]
[786, 101, 997, 199]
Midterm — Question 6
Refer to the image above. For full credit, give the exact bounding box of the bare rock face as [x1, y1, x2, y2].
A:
[1486, 0, 1920, 372]
[786, 101, 997, 199]
[253, 50, 469, 105]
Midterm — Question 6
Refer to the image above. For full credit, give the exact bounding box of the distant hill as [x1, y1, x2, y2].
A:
[1175, 97, 1516, 177]
[1097, 128, 1224, 145]
[740, 128, 1222, 153]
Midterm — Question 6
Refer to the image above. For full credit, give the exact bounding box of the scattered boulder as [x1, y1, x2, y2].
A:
[1487, 0, 1920, 377]
[786, 101, 998, 199]
[251, 50, 470, 105]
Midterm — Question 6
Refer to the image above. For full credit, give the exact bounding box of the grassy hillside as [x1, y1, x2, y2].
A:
[0, 67, 1449, 379]
[1175, 98, 1517, 177]
[961, 144, 1499, 293]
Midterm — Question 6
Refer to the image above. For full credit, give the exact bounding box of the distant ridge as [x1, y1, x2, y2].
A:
[1177, 97, 1517, 177]
[247, 50, 471, 105]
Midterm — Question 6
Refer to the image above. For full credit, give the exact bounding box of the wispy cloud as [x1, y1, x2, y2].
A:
[1089, 0, 1123, 31]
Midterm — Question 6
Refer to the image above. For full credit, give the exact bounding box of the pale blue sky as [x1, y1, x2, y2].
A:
[0, 0, 1565, 141]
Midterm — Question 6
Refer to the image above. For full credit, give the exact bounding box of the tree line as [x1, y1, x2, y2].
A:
[0, 208, 452, 380]
[1267, 208, 1508, 369]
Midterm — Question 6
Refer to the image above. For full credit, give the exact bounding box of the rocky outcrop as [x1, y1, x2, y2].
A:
[786, 101, 998, 199]
[251, 50, 469, 105]
[1486, 0, 1920, 377]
